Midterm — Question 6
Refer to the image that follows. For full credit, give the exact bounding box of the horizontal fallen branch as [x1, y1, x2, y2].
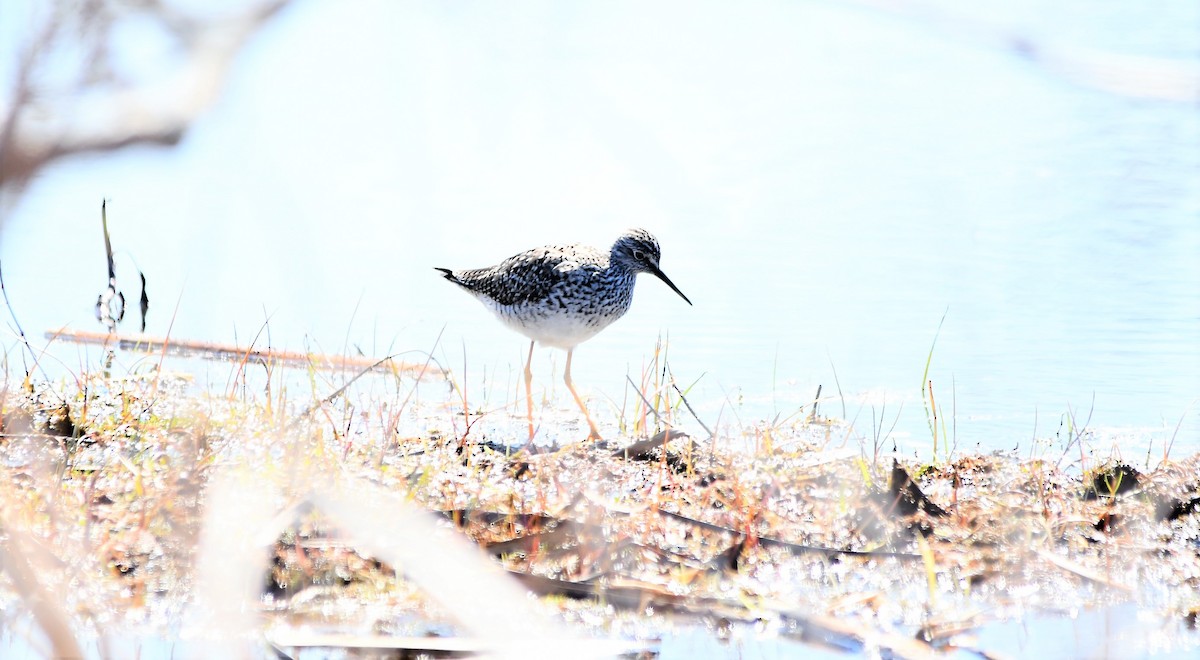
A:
[658, 509, 922, 561]
[45, 327, 442, 377]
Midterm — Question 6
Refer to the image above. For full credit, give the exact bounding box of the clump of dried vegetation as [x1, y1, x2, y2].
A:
[0, 345, 1198, 658]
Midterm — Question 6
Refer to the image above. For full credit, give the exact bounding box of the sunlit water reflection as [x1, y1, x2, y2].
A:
[1, 0, 1196, 455]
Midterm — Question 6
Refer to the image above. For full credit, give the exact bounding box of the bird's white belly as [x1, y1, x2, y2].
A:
[479, 296, 626, 350]
[501, 307, 615, 349]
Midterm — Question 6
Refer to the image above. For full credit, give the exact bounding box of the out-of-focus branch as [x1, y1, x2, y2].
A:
[847, 0, 1200, 104]
[0, 0, 292, 202]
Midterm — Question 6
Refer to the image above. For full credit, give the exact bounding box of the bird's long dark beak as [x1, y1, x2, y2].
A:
[648, 263, 693, 306]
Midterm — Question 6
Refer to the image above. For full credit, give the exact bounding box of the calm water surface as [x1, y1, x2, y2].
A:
[2, 0, 1197, 454]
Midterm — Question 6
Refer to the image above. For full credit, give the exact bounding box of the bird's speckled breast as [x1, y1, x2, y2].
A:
[489, 267, 636, 349]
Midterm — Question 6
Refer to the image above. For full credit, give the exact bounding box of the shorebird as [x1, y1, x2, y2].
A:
[436, 228, 692, 441]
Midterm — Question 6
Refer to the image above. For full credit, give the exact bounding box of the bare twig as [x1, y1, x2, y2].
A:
[626, 374, 665, 428]
[671, 381, 713, 440]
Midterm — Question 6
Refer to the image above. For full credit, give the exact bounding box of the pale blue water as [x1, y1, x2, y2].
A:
[1, 0, 1197, 454]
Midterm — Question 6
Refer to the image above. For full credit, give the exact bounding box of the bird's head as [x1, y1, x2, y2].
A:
[611, 228, 692, 305]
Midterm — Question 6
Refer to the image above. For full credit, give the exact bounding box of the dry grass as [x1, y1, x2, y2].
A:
[0, 352, 1198, 658]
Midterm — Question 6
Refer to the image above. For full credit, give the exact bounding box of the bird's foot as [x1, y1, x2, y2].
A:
[585, 425, 603, 441]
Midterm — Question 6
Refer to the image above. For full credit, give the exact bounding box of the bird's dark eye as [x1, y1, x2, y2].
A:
[633, 249, 645, 261]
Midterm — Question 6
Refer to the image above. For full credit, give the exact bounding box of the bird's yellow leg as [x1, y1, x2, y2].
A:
[564, 348, 602, 440]
[524, 340, 535, 442]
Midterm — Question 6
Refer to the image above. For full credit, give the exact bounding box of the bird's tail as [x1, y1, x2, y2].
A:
[433, 267, 457, 282]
